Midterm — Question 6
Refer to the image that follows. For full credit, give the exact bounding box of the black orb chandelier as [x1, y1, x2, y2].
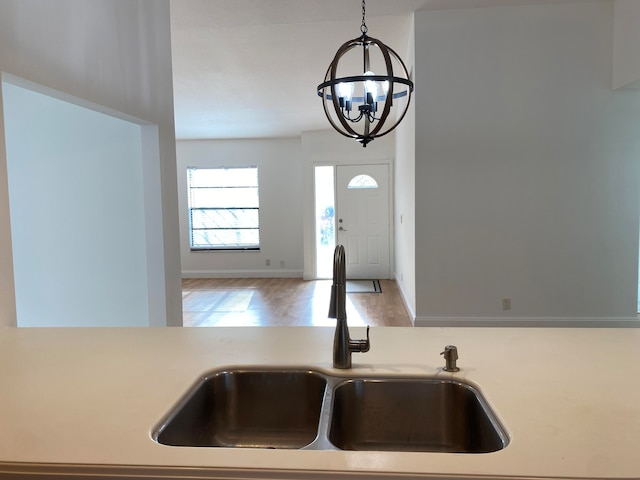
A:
[317, 0, 414, 147]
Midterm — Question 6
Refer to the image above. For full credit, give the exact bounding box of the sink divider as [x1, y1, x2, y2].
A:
[304, 373, 341, 450]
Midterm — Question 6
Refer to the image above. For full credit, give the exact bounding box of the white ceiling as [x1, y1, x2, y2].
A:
[170, 0, 603, 140]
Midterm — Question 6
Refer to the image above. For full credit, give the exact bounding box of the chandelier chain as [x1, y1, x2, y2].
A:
[360, 0, 368, 35]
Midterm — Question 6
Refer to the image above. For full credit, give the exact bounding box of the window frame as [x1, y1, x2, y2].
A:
[187, 165, 260, 251]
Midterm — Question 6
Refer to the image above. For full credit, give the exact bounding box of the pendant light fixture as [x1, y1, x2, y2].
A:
[317, 0, 414, 147]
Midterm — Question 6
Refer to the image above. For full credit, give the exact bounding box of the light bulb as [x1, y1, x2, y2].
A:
[337, 82, 353, 101]
[364, 71, 377, 103]
[382, 80, 390, 98]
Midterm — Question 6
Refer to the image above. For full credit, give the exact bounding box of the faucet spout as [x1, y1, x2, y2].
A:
[329, 245, 370, 369]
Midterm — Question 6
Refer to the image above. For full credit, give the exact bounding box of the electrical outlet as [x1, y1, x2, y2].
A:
[502, 298, 511, 311]
[279, 260, 285, 268]
[265, 259, 271, 266]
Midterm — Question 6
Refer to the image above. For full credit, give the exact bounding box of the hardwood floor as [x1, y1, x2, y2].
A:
[182, 278, 412, 327]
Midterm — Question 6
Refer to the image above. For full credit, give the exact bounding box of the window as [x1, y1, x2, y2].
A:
[314, 165, 335, 278]
[187, 166, 260, 250]
[347, 174, 378, 189]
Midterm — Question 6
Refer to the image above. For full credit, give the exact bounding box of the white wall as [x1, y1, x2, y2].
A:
[177, 138, 304, 277]
[394, 14, 417, 323]
[3, 81, 149, 327]
[176, 133, 396, 280]
[414, 2, 640, 326]
[0, 72, 14, 325]
[613, 0, 640, 89]
[0, 0, 181, 327]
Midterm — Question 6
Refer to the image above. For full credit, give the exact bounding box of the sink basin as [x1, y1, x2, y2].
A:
[156, 369, 327, 449]
[329, 378, 507, 453]
[154, 368, 508, 453]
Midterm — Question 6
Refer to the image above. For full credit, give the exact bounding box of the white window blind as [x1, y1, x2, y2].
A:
[187, 166, 260, 250]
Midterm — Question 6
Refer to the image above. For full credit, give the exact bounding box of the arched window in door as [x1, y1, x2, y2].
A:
[347, 174, 378, 189]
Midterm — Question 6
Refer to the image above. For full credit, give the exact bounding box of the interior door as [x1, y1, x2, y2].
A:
[336, 164, 390, 279]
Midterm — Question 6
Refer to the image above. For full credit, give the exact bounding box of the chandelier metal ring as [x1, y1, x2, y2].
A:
[316, 0, 414, 147]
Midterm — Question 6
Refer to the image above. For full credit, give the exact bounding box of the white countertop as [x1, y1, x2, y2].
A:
[0, 326, 639, 479]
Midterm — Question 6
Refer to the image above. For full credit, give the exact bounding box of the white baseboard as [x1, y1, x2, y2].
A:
[415, 316, 640, 328]
[182, 269, 303, 279]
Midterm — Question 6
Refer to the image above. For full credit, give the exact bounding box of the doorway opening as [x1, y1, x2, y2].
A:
[2, 75, 166, 327]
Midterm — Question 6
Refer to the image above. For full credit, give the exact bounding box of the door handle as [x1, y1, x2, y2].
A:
[339, 226, 347, 232]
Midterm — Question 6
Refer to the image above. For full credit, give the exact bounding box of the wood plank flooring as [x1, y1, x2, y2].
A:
[182, 278, 412, 327]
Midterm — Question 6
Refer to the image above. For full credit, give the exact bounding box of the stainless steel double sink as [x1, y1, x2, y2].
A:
[153, 368, 509, 453]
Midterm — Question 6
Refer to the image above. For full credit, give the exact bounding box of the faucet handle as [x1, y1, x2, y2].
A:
[363, 325, 371, 351]
[350, 325, 370, 353]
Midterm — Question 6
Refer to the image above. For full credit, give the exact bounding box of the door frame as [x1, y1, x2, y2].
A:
[309, 159, 394, 280]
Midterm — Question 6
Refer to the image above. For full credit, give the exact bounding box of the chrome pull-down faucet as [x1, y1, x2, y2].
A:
[328, 245, 370, 369]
